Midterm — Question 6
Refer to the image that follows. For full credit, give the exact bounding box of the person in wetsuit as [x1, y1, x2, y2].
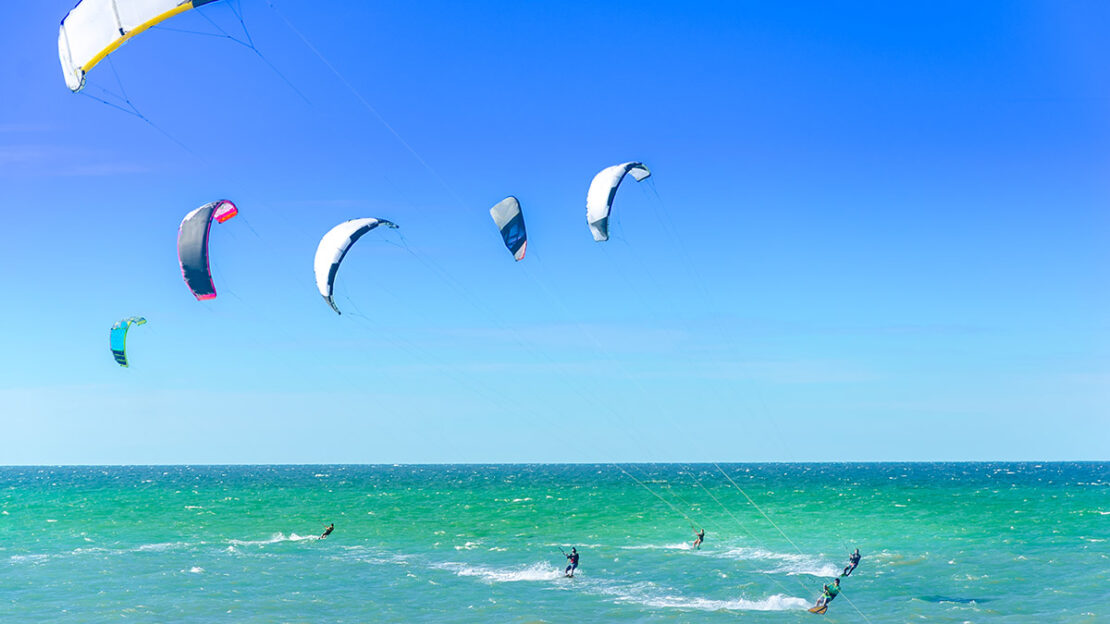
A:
[842, 548, 861, 576]
[564, 547, 579, 577]
[320, 523, 334, 539]
[815, 577, 840, 608]
[692, 528, 705, 550]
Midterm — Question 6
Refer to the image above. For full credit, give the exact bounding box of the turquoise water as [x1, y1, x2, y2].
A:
[2, 463, 1107, 622]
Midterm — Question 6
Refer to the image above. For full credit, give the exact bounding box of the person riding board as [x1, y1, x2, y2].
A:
[842, 548, 861, 576]
[692, 528, 705, 550]
[563, 547, 579, 577]
[320, 523, 334, 539]
[815, 577, 840, 609]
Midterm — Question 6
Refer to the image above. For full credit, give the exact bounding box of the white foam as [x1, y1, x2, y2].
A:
[593, 581, 807, 612]
[621, 542, 693, 551]
[228, 532, 317, 547]
[69, 547, 110, 556]
[718, 546, 796, 562]
[433, 561, 565, 583]
[9, 554, 51, 564]
[631, 593, 809, 612]
[768, 561, 843, 577]
[187, 566, 204, 574]
[136, 541, 193, 552]
[718, 547, 840, 577]
[454, 541, 481, 551]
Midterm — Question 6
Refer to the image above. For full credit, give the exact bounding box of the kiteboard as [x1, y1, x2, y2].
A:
[808, 605, 828, 615]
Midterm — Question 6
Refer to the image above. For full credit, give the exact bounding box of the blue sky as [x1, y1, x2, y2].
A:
[1, 1, 1107, 464]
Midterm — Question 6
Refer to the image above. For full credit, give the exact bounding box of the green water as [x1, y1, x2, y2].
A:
[2, 463, 1107, 622]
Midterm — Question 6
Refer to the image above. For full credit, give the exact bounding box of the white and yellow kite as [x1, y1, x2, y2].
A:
[59, 0, 221, 92]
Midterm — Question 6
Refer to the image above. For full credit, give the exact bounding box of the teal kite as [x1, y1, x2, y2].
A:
[109, 317, 147, 367]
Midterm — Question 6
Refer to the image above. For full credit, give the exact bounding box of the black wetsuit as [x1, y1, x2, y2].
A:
[321, 525, 334, 538]
[843, 553, 860, 576]
[565, 552, 579, 576]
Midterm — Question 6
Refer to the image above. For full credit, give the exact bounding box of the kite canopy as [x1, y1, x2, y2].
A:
[109, 317, 147, 367]
[314, 218, 399, 315]
[58, 0, 221, 92]
[489, 197, 527, 261]
[177, 200, 238, 301]
[586, 162, 652, 242]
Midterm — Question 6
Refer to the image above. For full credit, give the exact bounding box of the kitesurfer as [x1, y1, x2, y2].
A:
[815, 578, 840, 609]
[692, 528, 705, 550]
[842, 548, 860, 576]
[564, 547, 579, 577]
[320, 523, 334, 539]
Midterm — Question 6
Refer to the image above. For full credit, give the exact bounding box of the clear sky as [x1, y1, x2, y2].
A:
[1, 1, 1107, 464]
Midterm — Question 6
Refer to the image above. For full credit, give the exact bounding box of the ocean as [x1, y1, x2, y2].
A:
[2, 463, 1106, 622]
